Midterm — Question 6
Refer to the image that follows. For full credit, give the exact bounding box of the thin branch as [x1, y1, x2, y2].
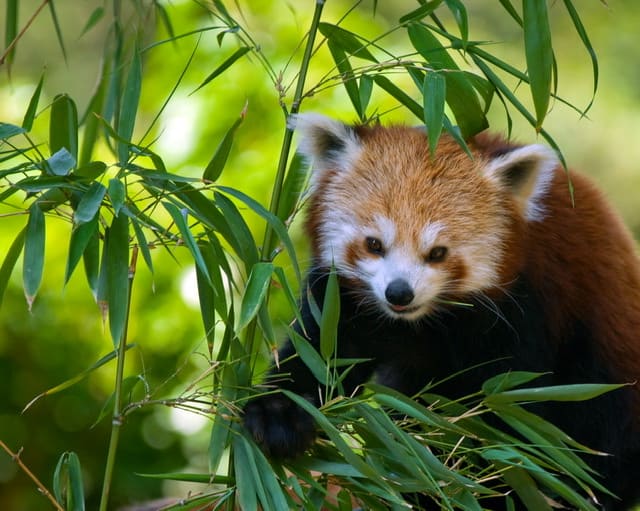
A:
[0, 439, 64, 511]
[0, 0, 50, 66]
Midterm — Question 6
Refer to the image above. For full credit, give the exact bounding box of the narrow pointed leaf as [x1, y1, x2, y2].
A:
[83, 229, 100, 299]
[163, 201, 211, 284]
[485, 382, 625, 404]
[423, 72, 446, 156]
[4, 0, 18, 68]
[327, 40, 362, 119]
[65, 216, 99, 285]
[106, 213, 129, 346]
[47, 0, 67, 62]
[399, 0, 443, 23]
[23, 203, 46, 309]
[0, 122, 25, 139]
[238, 262, 273, 331]
[523, 0, 553, 128]
[80, 7, 104, 37]
[74, 182, 106, 224]
[130, 218, 153, 275]
[117, 49, 142, 164]
[192, 47, 250, 94]
[108, 178, 125, 215]
[203, 103, 247, 182]
[0, 227, 25, 309]
[22, 74, 45, 131]
[318, 23, 377, 62]
[50, 94, 78, 160]
[320, 268, 340, 361]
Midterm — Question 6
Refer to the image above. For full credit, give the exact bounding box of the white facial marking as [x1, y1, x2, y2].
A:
[420, 222, 445, 252]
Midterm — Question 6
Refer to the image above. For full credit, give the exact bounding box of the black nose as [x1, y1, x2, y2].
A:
[385, 279, 414, 306]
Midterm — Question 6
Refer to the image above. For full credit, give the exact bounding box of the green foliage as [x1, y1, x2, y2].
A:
[0, 1, 616, 510]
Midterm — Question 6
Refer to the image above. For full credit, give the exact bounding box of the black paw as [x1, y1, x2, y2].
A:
[243, 393, 316, 459]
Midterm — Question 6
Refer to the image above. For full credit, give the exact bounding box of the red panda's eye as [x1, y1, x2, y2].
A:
[425, 246, 448, 263]
[366, 237, 385, 256]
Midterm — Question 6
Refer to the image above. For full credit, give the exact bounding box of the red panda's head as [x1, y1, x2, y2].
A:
[293, 114, 559, 321]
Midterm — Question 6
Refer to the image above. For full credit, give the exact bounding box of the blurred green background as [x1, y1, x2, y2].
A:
[1, 1, 639, 509]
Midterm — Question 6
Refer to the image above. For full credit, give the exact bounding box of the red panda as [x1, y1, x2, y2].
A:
[244, 114, 640, 510]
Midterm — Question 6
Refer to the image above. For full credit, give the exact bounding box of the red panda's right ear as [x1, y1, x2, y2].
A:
[289, 114, 362, 175]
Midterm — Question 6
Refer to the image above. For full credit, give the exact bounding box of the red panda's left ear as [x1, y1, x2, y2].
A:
[289, 113, 362, 177]
[483, 144, 559, 221]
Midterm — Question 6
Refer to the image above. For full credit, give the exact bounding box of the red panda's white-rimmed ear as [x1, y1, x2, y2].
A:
[484, 144, 559, 221]
[289, 114, 362, 177]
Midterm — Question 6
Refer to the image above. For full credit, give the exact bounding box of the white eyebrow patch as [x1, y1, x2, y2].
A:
[368, 214, 396, 247]
[420, 222, 445, 250]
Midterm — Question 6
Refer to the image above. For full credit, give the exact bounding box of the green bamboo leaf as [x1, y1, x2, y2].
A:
[23, 203, 46, 310]
[562, 0, 598, 112]
[108, 178, 125, 216]
[83, 228, 100, 299]
[79, 7, 104, 37]
[0, 227, 25, 309]
[192, 47, 250, 94]
[45, 147, 76, 176]
[287, 327, 328, 385]
[497, 0, 522, 25]
[74, 182, 106, 225]
[327, 40, 362, 119]
[163, 202, 211, 285]
[399, 0, 444, 24]
[408, 23, 487, 137]
[372, 75, 423, 120]
[482, 371, 547, 395]
[203, 102, 247, 182]
[359, 74, 373, 117]
[22, 74, 45, 131]
[0, 122, 25, 139]
[106, 213, 129, 346]
[53, 452, 85, 511]
[444, 0, 468, 44]
[65, 216, 99, 285]
[485, 382, 625, 404]
[130, 217, 154, 275]
[213, 191, 258, 270]
[423, 72, 446, 156]
[117, 48, 142, 164]
[4, 0, 18, 68]
[47, 0, 67, 62]
[318, 23, 377, 62]
[217, 186, 300, 283]
[50, 94, 78, 161]
[78, 60, 108, 167]
[238, 262, 273, 331]
[233, 434, 259, 511]
[523, 0, 553, 128]
[495, 462, 552, 511]
[276, 152, 307, 224]
[196, 244, 218, 355]
[23, 346, 132, 412]
[75, 161, 107, 181]
[320, 268, 340, 361]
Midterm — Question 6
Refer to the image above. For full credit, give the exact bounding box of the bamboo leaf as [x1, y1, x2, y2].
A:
[117, 48, 142, 164]
[23, 203, 46, 310]
[358, 74, 373, 117]
[233, 434, 259, 511]
[327, 40, 362, 119]
[287, 327, 328, 385]
[0, 227, 25, 309]
[318, 23, 377, 62]
[399, 0, 443, 24]
[45, 147, 76, 176]
[130, 217, 154, 275]
[65, 452, 85, 511]
[423, 72, 446, 156]
[83, 228, 100, 299]
[22, 74, 45, 131]
[0, 122, 25, 139]
[562, 0, 598, 112]
[445, 0, 468, 44]
[319, 268, 340, 361]
[65, 216, 99, 285]
[523, 0, 553, 128]
[74, 182, 106, 225]
[108, 178, 125, 216]
[4, 0, 18, 69]
[203, 102, 247, 182]
[238, 262, 273, 331]
[485, 382, 625, 404]
[163, 202, 211, 285]
[372, 75, 423, 120]
[80, 7, 104, 37]
[106, 213, 129, 346]
[47, 0, 67, 62]
[192, 47, 250, 94]
[50, 94, 78, 161]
